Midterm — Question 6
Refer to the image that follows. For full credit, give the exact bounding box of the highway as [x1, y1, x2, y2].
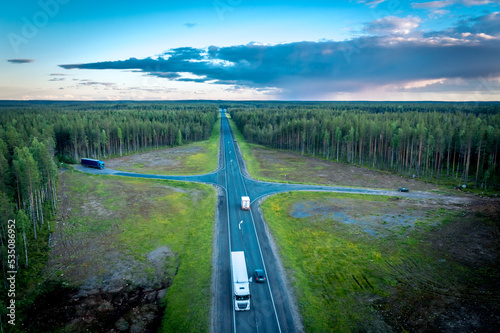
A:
[76, 109, 470, 333]
[218, 111, 286, 333]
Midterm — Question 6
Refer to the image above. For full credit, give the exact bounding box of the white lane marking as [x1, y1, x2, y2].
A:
[229, 120, 283, 333]
[222, 117, 237, 333]
[246, 206, 283, 333]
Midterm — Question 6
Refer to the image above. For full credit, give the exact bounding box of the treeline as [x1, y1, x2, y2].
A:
[222, 101, 500, 115]
[230, 104, 500, 190]
[0, 103, 217, 294]
[0, 134, 58, 288]
[1, 104, 218, 163]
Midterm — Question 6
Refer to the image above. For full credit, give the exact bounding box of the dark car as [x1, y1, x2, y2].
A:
[254, 269, 266, 283]
[398, 187, 409, 192]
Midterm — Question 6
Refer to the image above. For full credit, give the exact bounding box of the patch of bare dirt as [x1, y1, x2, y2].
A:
[429, 213, 499, 269]
[24, 280, 168, 333]
[104, 145, 205, 174]
[379, 282, 500, 333]
[380, 204, 500, 332]
[252, 147, 457, 192]
[289, 196, 447, 237]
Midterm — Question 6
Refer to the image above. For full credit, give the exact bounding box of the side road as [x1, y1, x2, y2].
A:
[75, 110, 475, 333]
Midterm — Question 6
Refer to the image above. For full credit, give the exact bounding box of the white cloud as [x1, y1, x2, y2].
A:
[412, 0, 500, 9]
[429, 9, 450, 17]
[57, 12, 500, 100]
[364, 16, 421, 35]
[462, 0, 500, 6]
[412, 1, 454, 9]
[357, 0, 387, 8]
[403, 78, 447, 89]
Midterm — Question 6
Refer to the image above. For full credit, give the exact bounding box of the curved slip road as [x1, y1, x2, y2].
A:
[76, 110, 470, 333]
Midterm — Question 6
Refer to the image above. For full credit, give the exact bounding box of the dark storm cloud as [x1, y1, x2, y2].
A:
[7, 59, 34, 64]
[159, 47, 205, 60]
[147, 72, 182, 79]
[453, 12, 500, 35]
[59, 13, 500, 97]
[177, 78, 209, 83]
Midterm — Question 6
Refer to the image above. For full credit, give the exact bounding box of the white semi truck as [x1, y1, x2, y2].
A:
[231, 251, 251, 311]
[241, 196, 250, 210]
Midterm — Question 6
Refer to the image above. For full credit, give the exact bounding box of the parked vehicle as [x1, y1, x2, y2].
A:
[241, 196, 250, 210]
[81, 158, 105, 169]
[231, 251, 250, 311]
[398, 187, 409, 192]
[254, 269, 266, 283]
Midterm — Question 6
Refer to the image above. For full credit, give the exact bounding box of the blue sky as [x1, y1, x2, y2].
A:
[1, 0, 500, 101]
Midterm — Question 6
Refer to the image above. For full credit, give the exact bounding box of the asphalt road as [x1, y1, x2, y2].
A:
[76, 109, 470, 333]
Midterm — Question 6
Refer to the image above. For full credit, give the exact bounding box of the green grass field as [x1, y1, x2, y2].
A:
[55, 170, 216, 332]
[228, 118, 306, 183]
[260, 191, 486, 332]
[228, 118, 260, 176]
[182, 118, 221, 174]
[109, 118, 220, 175]
[227, 118, 454, 192]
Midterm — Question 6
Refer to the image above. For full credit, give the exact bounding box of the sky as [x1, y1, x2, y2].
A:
[1, 0, 500, 101]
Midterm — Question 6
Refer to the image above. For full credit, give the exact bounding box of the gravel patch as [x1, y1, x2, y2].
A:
[289, 197, 446, 238]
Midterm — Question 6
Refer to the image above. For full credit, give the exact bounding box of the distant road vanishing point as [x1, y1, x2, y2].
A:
[76, 110, 470, 333]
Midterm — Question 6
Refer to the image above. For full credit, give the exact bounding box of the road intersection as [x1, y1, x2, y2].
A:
[76, 110, 469, 333]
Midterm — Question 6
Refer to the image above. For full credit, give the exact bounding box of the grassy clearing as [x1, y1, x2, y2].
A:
[227, 119, 448, 192]
[228, 118, 262, 177]
[261, 191, 496, 332]
[228, 118, 310, 184]
[107, 118, 220, 175]
[182, 118, 221, 174]
[53, 169, 215, 332]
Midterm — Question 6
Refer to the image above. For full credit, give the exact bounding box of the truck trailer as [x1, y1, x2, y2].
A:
[81, 158, 105, 169]
[241, 196, 250, 210]
[231, 251, 251, 311]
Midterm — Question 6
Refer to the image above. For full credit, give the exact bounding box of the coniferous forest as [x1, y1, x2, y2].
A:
[230, 103, 500, 190]
[0, 102, 217, 298]
[1, 101, 499, 329]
